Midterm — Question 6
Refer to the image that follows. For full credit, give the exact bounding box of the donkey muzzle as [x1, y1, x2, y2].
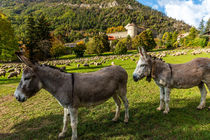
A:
[133, 74, 139, 82]
[14, 90, 27, 102]
[15, 95, 26, 102]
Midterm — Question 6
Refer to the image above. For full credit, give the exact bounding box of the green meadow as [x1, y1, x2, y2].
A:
[0, 51, 210, 140]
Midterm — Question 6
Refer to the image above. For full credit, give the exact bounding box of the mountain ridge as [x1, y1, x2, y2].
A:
[0, 0, 191, 42]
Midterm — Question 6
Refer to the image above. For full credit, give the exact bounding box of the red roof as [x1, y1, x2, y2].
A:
[108, 36, 115, 40]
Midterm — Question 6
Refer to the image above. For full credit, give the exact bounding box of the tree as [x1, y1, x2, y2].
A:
[126, 35, 132, 50]
[36, 15, 51, 41]
[114, 40, 127, 54]
[172, 31, 178, 44]
[36, 14, 52, 60]
[25, 13, 38, 60]
[133, 29, 156, 51]
[198, 18, 205, 34]
[162, 32, 172, 48]
[0, 12, 18, 61]
[74, 41, 86, 57]
[86, 34, 110, 55]
[50, 41, 66, 59]
[161, 31, 178, 48]
[25, 14, 52, 61]
[205, 18, 210, 32]
[187, 27, 198, 40]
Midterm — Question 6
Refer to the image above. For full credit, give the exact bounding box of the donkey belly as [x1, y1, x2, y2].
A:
[77, 80, 119, 107]
[172, 77, 202, 89]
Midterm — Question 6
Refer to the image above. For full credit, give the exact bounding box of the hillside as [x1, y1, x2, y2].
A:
[0, 0, 191, 42]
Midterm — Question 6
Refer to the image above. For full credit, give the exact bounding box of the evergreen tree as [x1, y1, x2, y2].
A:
[25, 14, 52, 61]
[205, 18, 210, 32]
[36, 14, 52, 59]
[198, 18, 205, 34]
[36, 15, 51, 41]
[25, 13, 38, 61]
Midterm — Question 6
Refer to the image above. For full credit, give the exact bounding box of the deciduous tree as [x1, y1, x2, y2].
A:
[0, 12, 18, 61]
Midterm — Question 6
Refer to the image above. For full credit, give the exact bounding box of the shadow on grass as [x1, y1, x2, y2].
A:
[1, 100, 210, 140]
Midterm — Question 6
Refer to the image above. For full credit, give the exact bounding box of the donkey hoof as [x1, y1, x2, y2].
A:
[58, 133, 66, 139]
[197, 105, 205, 110]
[124, 118, 129, 123]
[156, 107, 163, 111]
[163, 110, 169, 114]
[112, 118, 118, 122]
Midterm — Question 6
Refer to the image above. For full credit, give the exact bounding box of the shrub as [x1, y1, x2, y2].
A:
[50, 37, 66, 58]
[193, 38, 207, 48]
[114, 40, 127, 55]
[173, 41, 179, 48]
[86, 39, 95, 54]
[74, 41, 86, 57]
[207, 42, 210, 47]
[50, 42, 66, 58]
[110, 39, 119, 52]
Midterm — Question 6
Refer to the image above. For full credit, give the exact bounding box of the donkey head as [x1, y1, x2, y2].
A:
[133, 47, 151, 82]
[14, 52, 42, 102]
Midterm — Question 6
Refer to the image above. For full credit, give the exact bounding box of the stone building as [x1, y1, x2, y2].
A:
[107, 23, 144, 40]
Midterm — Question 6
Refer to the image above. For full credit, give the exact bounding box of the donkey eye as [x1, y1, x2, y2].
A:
[140, 64, 147, 67]
[24, 77, 31, 81]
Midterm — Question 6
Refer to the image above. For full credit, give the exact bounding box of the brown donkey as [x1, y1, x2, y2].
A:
[133, 47, 210, 114]
[14, 53, 129, 140]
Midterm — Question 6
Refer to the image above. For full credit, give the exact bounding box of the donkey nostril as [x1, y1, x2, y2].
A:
[133, 74, 138, 82]
[16, 96, 19, 100]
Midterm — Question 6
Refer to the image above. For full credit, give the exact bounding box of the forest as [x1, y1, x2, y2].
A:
[0, 0, 191, 42]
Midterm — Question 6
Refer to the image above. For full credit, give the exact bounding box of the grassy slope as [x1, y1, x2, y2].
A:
[0, 52, 210, 140]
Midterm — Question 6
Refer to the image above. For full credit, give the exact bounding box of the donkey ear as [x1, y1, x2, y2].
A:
[138, 47, 143, 57]
[139, 47, 147, 58]
[15, 52, 36, 68]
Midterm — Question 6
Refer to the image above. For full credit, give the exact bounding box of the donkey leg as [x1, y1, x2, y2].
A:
[59, 108, 69, 138]
[163, 88, 171, 114]
[119, 91, 129, 123]
[157, 87, 165, 111]
[69, 107, 78, 140]
[197, 82, 207, 109]
[112, 94, 121, 122]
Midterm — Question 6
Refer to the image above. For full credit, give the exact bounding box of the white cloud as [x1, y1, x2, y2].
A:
[157, 0, 210, 28]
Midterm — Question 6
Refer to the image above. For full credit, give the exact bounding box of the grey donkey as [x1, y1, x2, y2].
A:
[14, 52, 129, 140]
[133, 47, 210, 114]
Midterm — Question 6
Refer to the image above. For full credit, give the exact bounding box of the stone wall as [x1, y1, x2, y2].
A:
[107, 32, 128, 39]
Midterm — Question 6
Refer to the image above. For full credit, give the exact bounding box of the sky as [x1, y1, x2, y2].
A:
[137, 0, 210, 28]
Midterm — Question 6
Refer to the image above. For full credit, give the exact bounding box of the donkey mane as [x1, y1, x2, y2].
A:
[41, 64, 67, 73]
[148, 55, 165, 62]
[146, 55, 166, 82]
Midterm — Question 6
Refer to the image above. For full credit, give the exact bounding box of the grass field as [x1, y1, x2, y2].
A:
[0, 51, 210, 140]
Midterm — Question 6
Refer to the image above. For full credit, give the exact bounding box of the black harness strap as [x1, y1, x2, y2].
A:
[167, 63, 173, 86]
[168, 63, 172, 79]
[71, 73, 74, 106]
